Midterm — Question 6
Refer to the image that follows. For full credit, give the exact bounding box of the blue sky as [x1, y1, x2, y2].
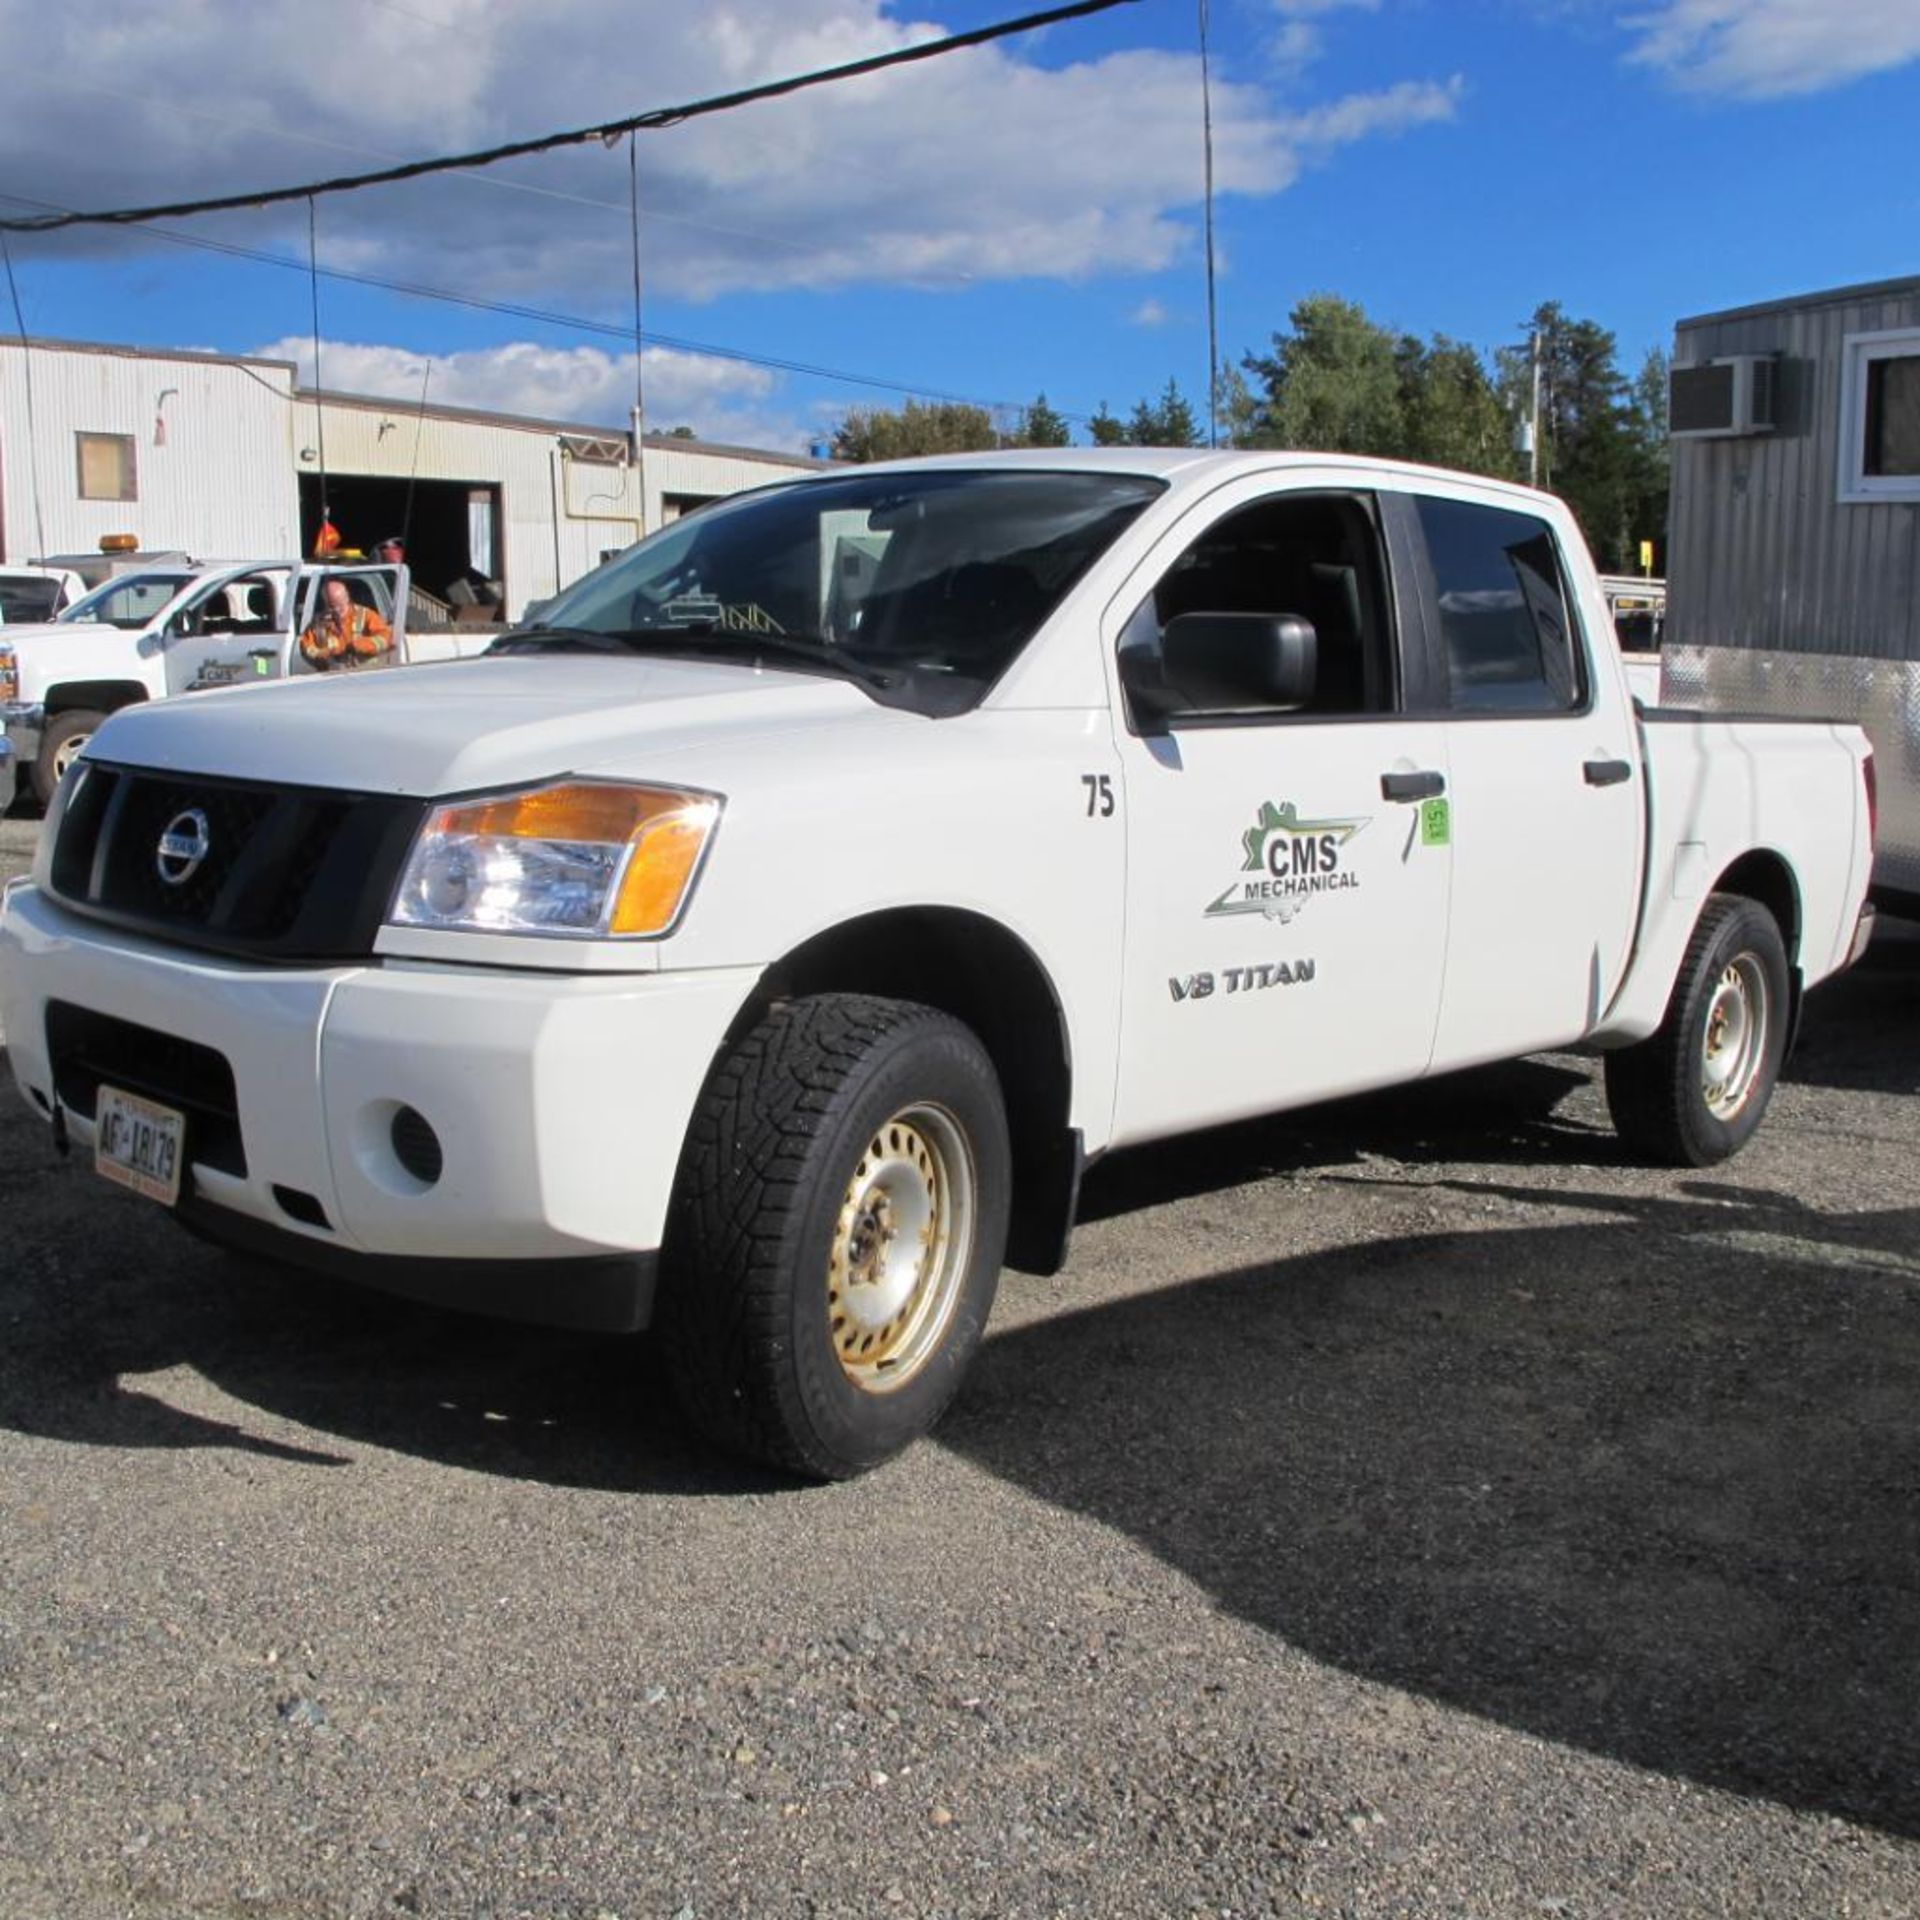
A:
[2, 0, 1917, 449]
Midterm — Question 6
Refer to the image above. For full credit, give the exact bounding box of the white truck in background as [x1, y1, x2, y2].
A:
[0, 565, 85, 627]
[0, 451, 1877, 1479]
[0, 557, 489, 811]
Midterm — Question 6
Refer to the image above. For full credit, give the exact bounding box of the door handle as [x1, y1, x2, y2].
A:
[1583, 758, 1633, 788]
[1380, 770, 1445, 803]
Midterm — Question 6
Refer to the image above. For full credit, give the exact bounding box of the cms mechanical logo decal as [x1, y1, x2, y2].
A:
[155, 808, 212, 887]
[1203, 800, 1368, 923]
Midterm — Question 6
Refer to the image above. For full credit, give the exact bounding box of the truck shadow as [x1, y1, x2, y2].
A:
[1785, 914, 1920, 1094]
[943, 1179, 1920, 1839]
[0, 1086, 763, 1494]
[0, 1041, 1618, 1496]
[4, 1058, 1919, 1833]
[1077, 1055, 1610, 1224]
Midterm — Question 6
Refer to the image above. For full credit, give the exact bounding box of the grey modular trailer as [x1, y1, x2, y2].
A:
[1660, 275, 1920, 907]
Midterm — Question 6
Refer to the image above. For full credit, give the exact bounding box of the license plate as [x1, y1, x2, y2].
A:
[94, 1085, 186, 1206]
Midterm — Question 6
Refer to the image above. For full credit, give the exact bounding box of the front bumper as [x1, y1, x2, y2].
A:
[2, 702, 44, 806]
[0, 884, 761, 1327]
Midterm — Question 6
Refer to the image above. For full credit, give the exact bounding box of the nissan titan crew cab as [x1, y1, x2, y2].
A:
[0, 453, 1877, 1478]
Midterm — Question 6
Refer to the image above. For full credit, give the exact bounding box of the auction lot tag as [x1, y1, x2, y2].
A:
[95, 1085, 185, 1206]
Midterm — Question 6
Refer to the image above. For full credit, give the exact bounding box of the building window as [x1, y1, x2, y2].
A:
[1838, 329, 1920, 502]
[75, 432, 137, 502]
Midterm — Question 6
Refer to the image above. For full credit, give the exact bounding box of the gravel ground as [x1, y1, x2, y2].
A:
[2, 808, 1918, 1918]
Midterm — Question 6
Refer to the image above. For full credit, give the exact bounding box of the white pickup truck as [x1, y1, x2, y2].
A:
[0, 557, 486, 811]
[0, 451, 1876, 1477]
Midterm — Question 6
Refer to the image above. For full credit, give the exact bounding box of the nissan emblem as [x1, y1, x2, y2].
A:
[156, 808, 213, 887]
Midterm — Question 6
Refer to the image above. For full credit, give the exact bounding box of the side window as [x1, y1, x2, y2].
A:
[1418, 497, 1584, 713]
[1123, 491, 1396, 719]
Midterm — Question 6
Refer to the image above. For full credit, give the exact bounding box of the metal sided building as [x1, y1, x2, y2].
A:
[2, 334, 825, 625]
[0, 337, 300, 561]
[1662, 275, 1920, 901]
[287, 390, 824, 624]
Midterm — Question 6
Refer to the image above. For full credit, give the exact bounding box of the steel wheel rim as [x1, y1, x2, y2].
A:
[827, 1101, 976, 1395]
[1701, 952, 1769, 1120]
[51, 732, 90, 780]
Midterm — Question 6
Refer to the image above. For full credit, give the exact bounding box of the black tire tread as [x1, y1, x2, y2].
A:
[1604, 893, 1786, 1169]
[659, 994, 990, 1478]
[34, 708, 106, 807]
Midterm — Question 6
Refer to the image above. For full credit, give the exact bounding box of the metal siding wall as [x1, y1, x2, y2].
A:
[292, 398, 812, 618]
[1670, 287, 1920, 663]
[0, 343, 295, 561]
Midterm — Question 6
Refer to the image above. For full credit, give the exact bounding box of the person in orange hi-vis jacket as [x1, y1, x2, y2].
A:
[299, 576, 394, 671]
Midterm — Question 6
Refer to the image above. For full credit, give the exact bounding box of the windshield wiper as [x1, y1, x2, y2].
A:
[488, 623, 645, 656]
[490, 620, 898, 692]
[640, 625, 898, 690]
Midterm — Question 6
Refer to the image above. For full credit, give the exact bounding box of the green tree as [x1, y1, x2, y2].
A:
[1087, 403, 1127, 447]
[1242, 295, 1406, 456]
[1125, 378, 1201, 447]
[832, 399, 1000, 462]
[1626, 346, 1671, 573]
[1498, 302, 1645, 570]
[1011, 392, 1072, 448]
[1397, 335, 1516, 479]
[1213, 363, 1262, 448]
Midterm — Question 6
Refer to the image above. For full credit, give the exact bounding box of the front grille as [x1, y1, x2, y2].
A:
[46, 1001, 247, 1178]
[48, 761, 426, 961]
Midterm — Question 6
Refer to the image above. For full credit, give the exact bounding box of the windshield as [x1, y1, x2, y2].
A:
[526, 468, 1165, 715]
[60, 571, 195, 629]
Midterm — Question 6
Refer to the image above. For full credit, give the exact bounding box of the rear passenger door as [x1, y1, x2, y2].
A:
[1108, 480, 1454, 1147]
[1403, 490, 1645, 1070]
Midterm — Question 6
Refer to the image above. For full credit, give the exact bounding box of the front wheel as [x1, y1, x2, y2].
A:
[1604, 893, 1790, 1168]
[33, 708, 108, 806]
[658, 994, 1010, 1479]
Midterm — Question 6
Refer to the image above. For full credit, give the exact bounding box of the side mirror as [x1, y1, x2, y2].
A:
[1120, 612, 1317, 725]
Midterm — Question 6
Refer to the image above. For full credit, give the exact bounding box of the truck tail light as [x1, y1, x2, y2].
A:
[1863, 750, 1878, 852]
[0, 648, 16, 703]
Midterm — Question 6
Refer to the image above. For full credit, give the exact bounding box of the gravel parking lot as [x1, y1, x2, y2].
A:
[2, 808, 1917, 1919]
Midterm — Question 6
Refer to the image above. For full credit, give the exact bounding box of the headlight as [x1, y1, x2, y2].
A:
[389, 779, 721, 938]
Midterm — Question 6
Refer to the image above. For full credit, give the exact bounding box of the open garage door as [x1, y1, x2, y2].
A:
[299, 475, 502, 621]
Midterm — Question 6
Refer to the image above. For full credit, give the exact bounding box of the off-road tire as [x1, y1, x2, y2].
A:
[1604, 893, 1790, 1168]
[658, 994, 1010, 1480]
[33, 708, 107, 806]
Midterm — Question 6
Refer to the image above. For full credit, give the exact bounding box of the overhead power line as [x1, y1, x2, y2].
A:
[0, 193, 1088, 421]
[0, 0, 1142, 236]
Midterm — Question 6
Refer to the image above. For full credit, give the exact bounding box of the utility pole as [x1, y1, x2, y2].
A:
[1528, 327, 1542, 490]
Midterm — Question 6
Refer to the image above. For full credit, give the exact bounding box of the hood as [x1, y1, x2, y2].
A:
[0, 621, 79, 644]
[85, 653, 902, 797]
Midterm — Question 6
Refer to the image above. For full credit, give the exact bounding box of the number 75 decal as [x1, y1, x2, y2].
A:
[1081, 773, 1116, 818]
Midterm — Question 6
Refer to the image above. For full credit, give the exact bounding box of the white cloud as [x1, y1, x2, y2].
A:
[1280, 75, 1465, 146]
[1131, 299, 1171, 328]
[1622, 0, 1920, 97]
[0, 1, 1457, 303]
[1265, 0, 1381, 74]
[253, 336, 814, 451]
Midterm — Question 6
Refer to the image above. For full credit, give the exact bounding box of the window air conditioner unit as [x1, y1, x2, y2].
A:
[1669, 354, 1779, 438]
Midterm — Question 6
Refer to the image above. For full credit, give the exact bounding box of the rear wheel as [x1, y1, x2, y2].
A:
[34, 708, 107, 806]
[658, 994, 1010, 1479]
[1604, 893, 1790, 1167]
